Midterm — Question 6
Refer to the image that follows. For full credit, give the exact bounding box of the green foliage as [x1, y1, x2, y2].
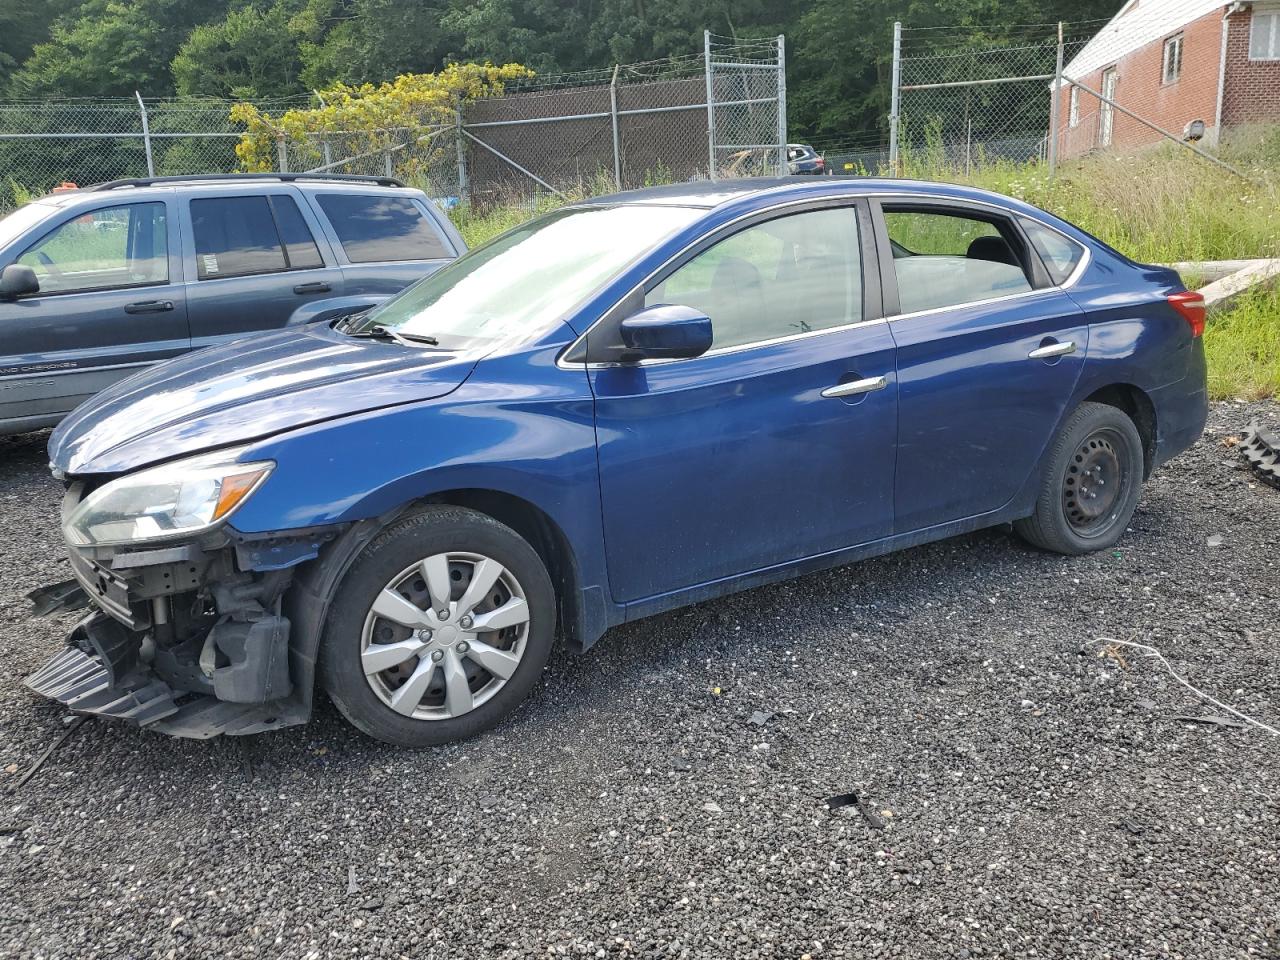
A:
[10, 0, 226, 97]
[1, 0, 1126, 137]
[1204, 284, 1280, 400]
[172, 4, 306, 99]
[229, 62, 532, 171]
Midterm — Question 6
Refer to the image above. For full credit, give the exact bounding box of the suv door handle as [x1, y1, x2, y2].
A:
[1028, 340, 1076, 360]
[821, 375, 888, 399]
[293, 281, 331, 295]
[124, 300, 174, 314]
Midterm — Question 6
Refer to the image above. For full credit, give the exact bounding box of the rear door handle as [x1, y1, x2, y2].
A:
[821, 375, 888, 399]
[124, 300, 174, 314]
[1028, 340, 1076, 360]
[293, 281, 331, 295]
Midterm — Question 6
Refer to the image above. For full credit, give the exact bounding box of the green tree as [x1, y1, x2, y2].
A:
[293, 0, 454, 88]
[10, 0, 229, 97]
[173, 4, 307, 99]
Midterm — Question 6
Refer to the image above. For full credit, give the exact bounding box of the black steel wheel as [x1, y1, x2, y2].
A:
[1015, 401, 1145, 555]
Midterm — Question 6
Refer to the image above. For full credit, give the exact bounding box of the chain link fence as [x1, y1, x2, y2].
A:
[0, 35, 786, 213]
[891, 23, 1096, 172]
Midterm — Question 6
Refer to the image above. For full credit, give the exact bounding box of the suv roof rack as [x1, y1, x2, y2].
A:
[88, 172, 406, 191]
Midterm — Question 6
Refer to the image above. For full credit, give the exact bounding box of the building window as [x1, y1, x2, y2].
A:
[1251, 7, 1280, 60]
[1162, 33, 1183, 84]
[1068, 86, 1080, 127]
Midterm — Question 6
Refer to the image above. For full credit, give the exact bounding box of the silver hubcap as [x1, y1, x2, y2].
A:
[360, 552, 530, 721]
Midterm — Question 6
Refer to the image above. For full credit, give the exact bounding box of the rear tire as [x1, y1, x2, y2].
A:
[1014, 401, 1145, 555]
[319, 506, 556, 747]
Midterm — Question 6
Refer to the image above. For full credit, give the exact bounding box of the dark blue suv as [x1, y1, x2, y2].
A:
[0, 174, 464, 435]
[25, 178, 1208, 748]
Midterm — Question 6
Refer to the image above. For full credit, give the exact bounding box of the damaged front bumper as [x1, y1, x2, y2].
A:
[24, 486, 341, 738]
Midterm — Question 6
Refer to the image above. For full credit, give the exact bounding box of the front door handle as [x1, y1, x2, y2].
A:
[1028, 340, 1076, 360]
[822, 375, 888, 399]
[293, 281, 332, 295]
[124, 299, 174, 314]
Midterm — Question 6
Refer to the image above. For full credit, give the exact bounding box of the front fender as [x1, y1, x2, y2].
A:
[287, 294, 391, 327]
[231, 340, 615, 639]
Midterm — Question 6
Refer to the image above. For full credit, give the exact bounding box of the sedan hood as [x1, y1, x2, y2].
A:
[50, 325, 476, 476]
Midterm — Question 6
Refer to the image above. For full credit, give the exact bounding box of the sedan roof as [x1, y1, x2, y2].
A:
[580, 176, 1018, 211]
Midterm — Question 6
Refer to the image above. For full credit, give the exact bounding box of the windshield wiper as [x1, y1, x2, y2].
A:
[348, 323, 440, 347]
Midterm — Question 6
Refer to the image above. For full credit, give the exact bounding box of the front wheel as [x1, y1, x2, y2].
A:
[319, 506, 556, 747]
[1014, 401, 1145, 555]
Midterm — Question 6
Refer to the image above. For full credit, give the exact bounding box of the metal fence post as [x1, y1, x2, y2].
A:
[1047, 21, 1064, 176]
[455, 101, 469, 202]
[135, 91, 155, 177]
[704, 30, 716, 181]
[276, 133, 289, 173]
[888, 22, 902, 174]
[609, 64, 622, 190]
[776, 35, 787, 176]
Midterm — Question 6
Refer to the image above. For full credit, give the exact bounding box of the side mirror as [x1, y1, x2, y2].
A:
[619, 304, 713, 361]
[0, 264, 39, 300]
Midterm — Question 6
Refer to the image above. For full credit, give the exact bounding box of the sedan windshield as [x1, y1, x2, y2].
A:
[353, 203, 704, 348]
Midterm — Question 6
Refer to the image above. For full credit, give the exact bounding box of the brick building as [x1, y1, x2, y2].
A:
[1056, 0, 1280, 156]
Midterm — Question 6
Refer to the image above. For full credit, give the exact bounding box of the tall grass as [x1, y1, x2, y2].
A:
[1204, 283, 1280, 400]
[899, 127, 1280, 264]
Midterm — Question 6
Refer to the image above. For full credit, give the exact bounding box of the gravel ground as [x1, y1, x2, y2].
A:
[1, 401, 1278, 960]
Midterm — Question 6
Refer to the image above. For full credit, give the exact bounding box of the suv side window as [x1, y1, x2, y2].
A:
[315, 194, 450, 263]
[17, 202, 168, 295]
[645, 207, 863, 352]
[191, 195, 324, 280]
[883, 207, 1033, 314]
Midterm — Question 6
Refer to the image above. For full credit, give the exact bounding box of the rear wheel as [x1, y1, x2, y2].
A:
[1014, 401, 1145, 555]
[319, 506, 555, 746]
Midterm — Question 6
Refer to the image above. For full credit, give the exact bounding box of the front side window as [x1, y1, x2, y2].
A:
[1021, 218, 1085, 286]
[316, 195, 450, 263]
[646, 207, 863, 351]
[1251, 8, 1280, 59]
[1162, 34, 1183, 84]
[17, 202, 167, 295]
[359, 203, 702, 349]
[884, 208, 1032, 314]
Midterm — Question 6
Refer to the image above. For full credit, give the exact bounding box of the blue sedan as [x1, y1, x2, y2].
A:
[27, 178, 1208, 746]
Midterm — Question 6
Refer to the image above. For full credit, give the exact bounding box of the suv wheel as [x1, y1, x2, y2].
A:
[319, 506, 555, 746]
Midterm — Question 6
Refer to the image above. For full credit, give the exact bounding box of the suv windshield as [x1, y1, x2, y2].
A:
[353, 204, 704, 348]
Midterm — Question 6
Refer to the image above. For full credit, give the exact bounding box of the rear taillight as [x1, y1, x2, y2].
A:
[1167, 290, 1206, 338]
[816, 157, 825, 171]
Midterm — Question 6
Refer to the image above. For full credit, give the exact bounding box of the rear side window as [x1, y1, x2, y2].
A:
[316, 195, 449, 263]
[1021, 218, 1085, 286]
[883, 208, 1033, 314]
[17, 202, 168, 294]
[191, 195, 324, 280]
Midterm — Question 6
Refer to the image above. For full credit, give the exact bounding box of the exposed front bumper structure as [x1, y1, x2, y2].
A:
[23, 482, 336, 738]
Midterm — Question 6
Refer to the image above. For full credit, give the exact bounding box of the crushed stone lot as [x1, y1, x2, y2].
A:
[1, 401, 1278, 960]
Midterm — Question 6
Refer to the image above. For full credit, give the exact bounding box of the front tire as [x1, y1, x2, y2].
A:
[319, 506, 556, 747]
[1014, 401, 1145, 555]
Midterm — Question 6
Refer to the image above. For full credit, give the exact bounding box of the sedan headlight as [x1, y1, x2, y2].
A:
[64, 448, 274, 547]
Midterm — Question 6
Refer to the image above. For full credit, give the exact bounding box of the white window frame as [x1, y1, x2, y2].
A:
[1162, 33, 1183, 84]
[1068, 86, 1080, 127]
[1250, 6, 1280, 60]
